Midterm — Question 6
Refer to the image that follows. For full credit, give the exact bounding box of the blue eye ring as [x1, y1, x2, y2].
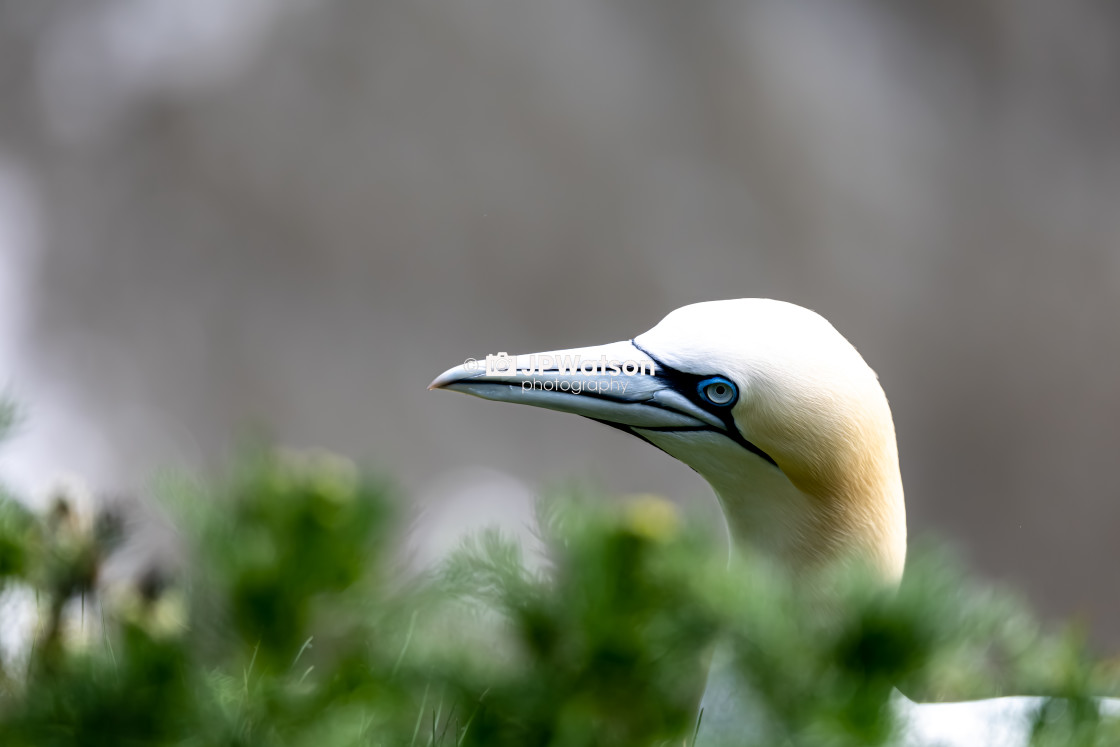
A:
[697, 376, 738, 407]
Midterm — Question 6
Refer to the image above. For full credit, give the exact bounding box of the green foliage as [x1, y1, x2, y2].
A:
[0, 399, 16, 440]
[0, 443, 1117, 746]
[440, 497, 716, 745]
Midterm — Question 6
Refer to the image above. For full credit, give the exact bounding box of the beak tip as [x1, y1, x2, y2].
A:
[428, 366, 472, 391]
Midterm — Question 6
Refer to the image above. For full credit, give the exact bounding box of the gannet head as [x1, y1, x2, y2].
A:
[431, 299, 906, 584]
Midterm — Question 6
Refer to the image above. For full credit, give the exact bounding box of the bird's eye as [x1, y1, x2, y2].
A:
[698, 376, 737, 406]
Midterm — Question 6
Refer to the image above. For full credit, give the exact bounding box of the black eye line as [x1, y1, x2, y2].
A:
[630, 340, 779, 469]
[631, 340, 732, 422]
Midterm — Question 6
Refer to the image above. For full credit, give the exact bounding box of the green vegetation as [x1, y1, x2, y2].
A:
[0, 410, 1117, 745]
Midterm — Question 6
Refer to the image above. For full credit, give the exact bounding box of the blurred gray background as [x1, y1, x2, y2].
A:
[1, 1, 1119, 647]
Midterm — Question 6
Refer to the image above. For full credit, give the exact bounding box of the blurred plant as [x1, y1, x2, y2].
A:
[0, 399, 15, 436]
[0, 412, 1117, 745]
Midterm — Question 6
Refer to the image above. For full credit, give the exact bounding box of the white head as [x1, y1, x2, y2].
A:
[431, 299, 906, 583]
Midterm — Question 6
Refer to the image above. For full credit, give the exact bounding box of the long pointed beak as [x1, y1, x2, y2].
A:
[429, 340, 724, 431]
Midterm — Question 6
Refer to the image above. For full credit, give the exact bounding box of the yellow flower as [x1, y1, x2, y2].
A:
[623, 494, 679, 542]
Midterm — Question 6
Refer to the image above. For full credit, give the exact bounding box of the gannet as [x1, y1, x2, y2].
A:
[430, 298, 1118, 746]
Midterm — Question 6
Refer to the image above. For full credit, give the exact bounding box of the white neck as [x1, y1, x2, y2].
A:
[639, 426, 906, 586]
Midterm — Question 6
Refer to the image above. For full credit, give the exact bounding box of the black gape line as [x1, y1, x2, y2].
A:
[629, 340, 780, 469]
[474, 342, 781, 471]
